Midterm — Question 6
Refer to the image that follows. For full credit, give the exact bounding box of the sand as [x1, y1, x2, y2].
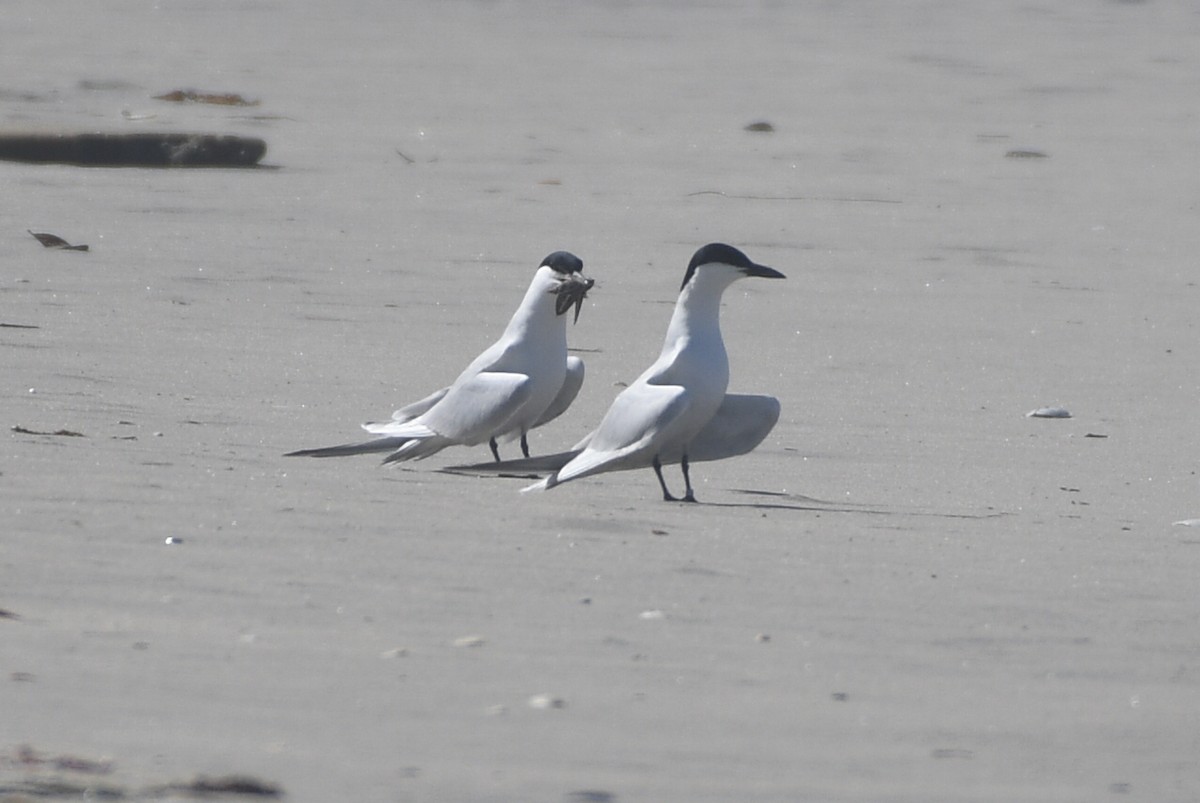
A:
[3, 1, 1199, 801]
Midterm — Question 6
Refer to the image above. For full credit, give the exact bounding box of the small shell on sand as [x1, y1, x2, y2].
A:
[453, 635, 486, 648]
[1172, 519, 1200, 527]
[528, 694, 566, 710]
[1027, 407, 1071, 418]
[639, 610, 665, 620]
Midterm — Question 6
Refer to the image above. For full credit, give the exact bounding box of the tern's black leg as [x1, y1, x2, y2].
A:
[652, 456, 679, 502]
[520, 433, 530, 459]
[680, 453, 698, 503]
[489, 437, 501, 462]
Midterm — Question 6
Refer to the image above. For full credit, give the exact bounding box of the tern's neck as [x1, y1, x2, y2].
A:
[505, 271, 565, 341]
[661, 273, 734, 355]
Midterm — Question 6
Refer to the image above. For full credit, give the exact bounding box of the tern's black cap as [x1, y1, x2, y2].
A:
[541, 251, 585, 274]
[681, 243, 784, 290]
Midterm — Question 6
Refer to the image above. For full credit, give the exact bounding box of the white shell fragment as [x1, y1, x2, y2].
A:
[1172, 519, 1200, 527]
[453, 635, 486, 648]
[1027, 407, 1072, 419]
[528, 694, 566, 710]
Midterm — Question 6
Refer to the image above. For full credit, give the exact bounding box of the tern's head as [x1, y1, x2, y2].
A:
[540, 250, 594, 324]
[680, 243, 785, 292]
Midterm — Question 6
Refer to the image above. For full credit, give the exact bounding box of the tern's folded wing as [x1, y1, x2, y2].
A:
[586, 381, 689, 453]
[550, 382, 689, 483]
[416, 371, 533, 443]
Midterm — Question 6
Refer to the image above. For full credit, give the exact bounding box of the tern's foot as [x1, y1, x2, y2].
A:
[681, 492, 698, 503]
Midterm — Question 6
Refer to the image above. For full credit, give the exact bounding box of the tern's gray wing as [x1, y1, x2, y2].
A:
[410, 371, 534, 444]
[674, 393, 780, 463]
[550, 381, 689, 483]
[532, 355, 584, 429]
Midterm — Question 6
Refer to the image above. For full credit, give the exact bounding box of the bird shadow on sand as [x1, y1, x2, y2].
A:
[712, 489, 1009, 519]
[439, 471, 1008, 520]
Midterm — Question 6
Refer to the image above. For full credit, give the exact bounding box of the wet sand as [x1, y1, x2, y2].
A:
[3, 2, 1199, 801]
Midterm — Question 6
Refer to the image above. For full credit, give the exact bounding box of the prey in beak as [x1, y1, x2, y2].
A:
[553, 273, 595, 324]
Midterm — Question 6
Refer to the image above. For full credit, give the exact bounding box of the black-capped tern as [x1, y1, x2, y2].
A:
[286, 251, 594, 463]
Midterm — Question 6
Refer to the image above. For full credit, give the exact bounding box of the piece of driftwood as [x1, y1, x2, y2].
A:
[0, 132, 266, 167]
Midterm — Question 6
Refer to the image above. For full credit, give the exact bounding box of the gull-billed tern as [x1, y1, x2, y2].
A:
[286, 251, 594, 463]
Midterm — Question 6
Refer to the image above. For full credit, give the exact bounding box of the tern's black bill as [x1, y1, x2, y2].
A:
[744, 264, 785, 280]
[553, 276, 595, 323]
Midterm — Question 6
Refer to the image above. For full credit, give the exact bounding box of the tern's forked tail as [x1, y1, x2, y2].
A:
[520, 474, 558, 493]
[284, 436, 410, 458]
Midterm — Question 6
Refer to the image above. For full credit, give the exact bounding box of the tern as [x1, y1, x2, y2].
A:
[286, 251, 594, 463]
[518, 243, 784, 502]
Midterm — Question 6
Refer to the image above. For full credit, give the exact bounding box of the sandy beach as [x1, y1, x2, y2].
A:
[4, 1, 1200, 800]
